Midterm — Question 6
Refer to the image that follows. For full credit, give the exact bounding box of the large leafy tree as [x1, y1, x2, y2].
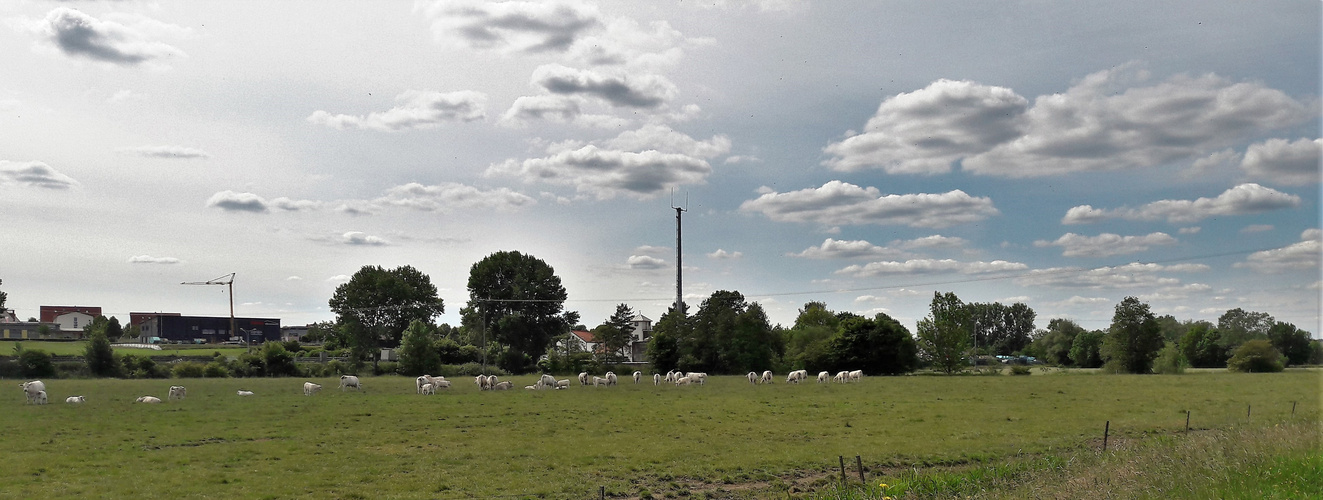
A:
[397, 320, 441, 376]
[1069, 329, 1105, 368]
[782, 301, 842, 372]
[1267, 321, 1314, 366]
[593, 303, 636, 362]
[916, 291, 971, 373]
[463, 251, 576, 374]
[329, 265, 445, 366]
[830, 313, 919, 375]
[1226, 339, 1284, 373]
[967, 301, 1036, 355]
[1179, 322, 1226, 368]
[645, 307, 688, 373]
[1102, 297, 1164, 373]
[1034, 318, 1086, 366]
[84, 327, 120, 377]
[1216, 308, 1274, 350]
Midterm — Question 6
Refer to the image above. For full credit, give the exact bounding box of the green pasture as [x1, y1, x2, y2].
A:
[2, 371, 1318, 499]
[1, 340, 249, 358]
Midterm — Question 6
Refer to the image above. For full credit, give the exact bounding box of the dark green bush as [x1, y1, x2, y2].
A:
[204, 361, 231, 378]
[1009, 365, 1032, 376]
[173, 362, 207, 378]
[1227, 340, 1284, 373]
[17, 350, 56, 378]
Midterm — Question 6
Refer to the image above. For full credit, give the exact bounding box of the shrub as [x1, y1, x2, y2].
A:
[17, 350, 56, 379]
[1009, 365, 1032, 376]
[262, 341, 299, 377]
[204, 361, 231, 378]
[325, 360, 347, 376]
[373, 362, 400, 376]
[173, 362, 207, 378]
[56, 361, 89, 379]
[1226, 339, 1284, 373]
[441, 363, 508, 377]
[1153, 343, 1188, 374]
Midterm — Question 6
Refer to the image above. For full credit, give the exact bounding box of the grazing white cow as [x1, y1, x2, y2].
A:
[66, 396, 85, 404]
[817, 371, 830, 383]
[421, 383, 435, 395]
[653, 373, 661, 386]
[34, 391, 48, 405]
[492, 381, 513, 390]
[686, 372, 707, 385]
[849, 370, 863, 382]
[416, 376, 431, 394]
[339, 375, 361, 391]
[475, 375, 488, 390]
[303, 382, 322, 396]
[747, 371, 758, 385]
[556, 379, 570, 389]
[787, 369, 808, 384]
[20, 380, 46, 404]
[578, 372, 589, 385]
[486, 375, 499, 389]
[633, 371, 642, 384]
[834, 371, 848, 383]
[761, 371, 774, 384]
[434, 380, 452, 390]
[236, 390, 254, 396]
[168, 385, 187, 401]
[675, 376, 692, 386]
[540, 374, 556, 388]
[136, 396, 162, 403]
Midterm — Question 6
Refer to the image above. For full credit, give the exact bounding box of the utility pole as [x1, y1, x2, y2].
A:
[182, 273, 239, 348]
[672, 193, 687, 314]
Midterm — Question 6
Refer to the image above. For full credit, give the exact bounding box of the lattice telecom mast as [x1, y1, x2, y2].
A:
[672, 192, 687, 314]
[181, 273, 239, 347]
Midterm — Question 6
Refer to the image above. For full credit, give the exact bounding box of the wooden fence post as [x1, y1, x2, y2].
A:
[1102, 421, 1110, 452]
[1185, 410, 1190, 432]
[856, 455, 865, 484]
[839, 456, 847, 486]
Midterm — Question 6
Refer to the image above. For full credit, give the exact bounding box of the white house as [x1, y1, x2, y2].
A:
[53, 311, 94, 332]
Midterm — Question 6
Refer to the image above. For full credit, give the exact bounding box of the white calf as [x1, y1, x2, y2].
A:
[35, 391, 48, 405]
[849, 370, 863, 382]
[675, 376, 692, 386]
[303, 382, 322, 396]
[475, 375, 488, 390]
[761, 371, 774, 384]
[578, 372, 589, 385]
[633, 371, 642, 384]
[556, 379, 570, 389]
[434, 380, 452, 390]
[817, 371, 830, 383]
[653, 373, 661, 386]
[168, 385, 187, 401]
[338, 375, 362, 391]
[605, 371, 618, 386]
[492, 381, 513, 390]
[747, 371, 758, 384]
[421, 383, 435, 395]
[66, 396, 85, 404]
[236, 390, 254, 396]
[20, 380, 46, 404]
[136, 396, 162, 403]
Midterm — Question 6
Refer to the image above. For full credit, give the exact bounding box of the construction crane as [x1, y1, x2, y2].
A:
[181, 273, 240, 348]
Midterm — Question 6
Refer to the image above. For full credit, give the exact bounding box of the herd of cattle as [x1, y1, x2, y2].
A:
[18, 369, 867, 405]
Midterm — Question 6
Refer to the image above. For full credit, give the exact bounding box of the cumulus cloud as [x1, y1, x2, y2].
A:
[835, 258, 1027, 277]
[823, 79, 1028, 174]
[326, 275, 351, 283]
[486, 126, 725, 199]
[1061, 183, 1300, 224]
[269, 197, 322, 212]
[739, 181, 999, 228]
[1240, 224, 1274, 234]
[33, 7, 187, 66]
[1033, 232, 1177, 258]
[1240, 137, 1321, 186]
[532, 64, 676, 108]
[565, 17, 694, 69]
[963, 66, 1311, 176]
[1235, 228, 1321, 273]
[627, 255, 667, 270]
[501, 95, 582, 124]
[341, 231, 389, 246]
[1015, 262, 1207, 289]
[117, 145, 209, 159]
[378, 182, 536, 212]
[307, 90, 487, 131]
[707, 249, 742, 259]
[898, 235, 967, 249]
[206, 191, 268, 213]
[128, 255, 179, 264]
[0, 160, 78, 189]
[789, 238, 900, 259]
[417, 0, 601, 54]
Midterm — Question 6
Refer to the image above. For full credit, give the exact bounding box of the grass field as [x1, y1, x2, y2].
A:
[2, 371, 1318, 499]
[2, 340, 250, 358]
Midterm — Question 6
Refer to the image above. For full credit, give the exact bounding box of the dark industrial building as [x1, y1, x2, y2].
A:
[137, 315, 281, 344]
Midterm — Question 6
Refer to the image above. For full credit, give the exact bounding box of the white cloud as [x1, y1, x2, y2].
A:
[1240, 224, 1274, 234]
[118, 145, 209, 159]
[286, 276, 303, 281]
[565, 17, 693, 70]
[789, 238, 899, 259]
[627, 255, 667, 270]
[378, 182, 535, 212]
[531, 64, 677, 108]
[835, 258, 1027, 277]
[33, 8, 186, 66]
[1241, 137, 1321, 186]
[326, 275, 351, 283]
[501, 95, 582, 124]
[269, 197, 322, 212]
[1235, 229, 1321, 273]
[1016, 262, 1207, 289]
[486, 126, 723, 199]
[128, 255, 179, 264]
[707, 249, 742, 259]
[1062, 183, 1300, 224]
[897, 235, 967, 249]
[823, 79, 1027, 174]
[1178, 226, 1201, 235]
[963, 65, 1311, 177]
[308, 90, 487, 131]
[0, 160, 78, 189]
[206, 191, 268, 213]
[340, 231, 389, 246]
[1184, 148, 1240, 178]
[1033, 232, 1177, 257]
[739, 181, 999, 228]
[417, 0, 602, 54]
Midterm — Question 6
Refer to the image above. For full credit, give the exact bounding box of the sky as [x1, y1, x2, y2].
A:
[0, 0, 1319, 337]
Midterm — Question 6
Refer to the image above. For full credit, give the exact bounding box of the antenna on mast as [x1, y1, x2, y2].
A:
[671, 190, 688, 315]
